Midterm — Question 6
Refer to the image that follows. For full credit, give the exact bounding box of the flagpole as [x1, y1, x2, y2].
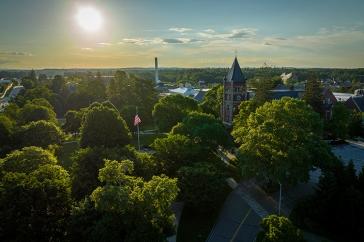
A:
[136, 106, 141, 151]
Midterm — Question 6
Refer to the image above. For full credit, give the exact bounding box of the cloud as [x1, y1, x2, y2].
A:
[264, 42, 273, 46]
[162, 38, 201, 44]
[97, 42, 113, 46]
[204, 29, 215, 33]
[229, 28, 257, 39]
[0, 51, 33, 56]
[81, 48, 94, 51]
[162, 38, 185, 44]
[169, 27, 192, 33]
[119, 38, 163, 46]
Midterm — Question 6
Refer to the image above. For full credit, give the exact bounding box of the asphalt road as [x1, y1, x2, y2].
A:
[206, 191, 261, 242]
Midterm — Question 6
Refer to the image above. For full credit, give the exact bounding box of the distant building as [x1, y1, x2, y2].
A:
[345, 90, 364, 113]
[0, 79, 11, 84]
[322, 88, 337, 120]
[168, 86, 208, 102]
[222, 57, 248, 124]
[8, 85, 24, 100]
[270, 84, 304, 100]
[333, 92, 354, 102]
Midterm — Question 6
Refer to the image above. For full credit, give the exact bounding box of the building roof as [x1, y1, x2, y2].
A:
[169, 87, 198, 96]
[351, 96, 364, 112]
[168, 87, 208, 102]
[225, 57, 245, 83]
[0, 79, 11, 84]
[193, 90, 206, 102]
[270, 89, 304, 100]
[9, 86, 24, 99]
[333, 92, 353, 102]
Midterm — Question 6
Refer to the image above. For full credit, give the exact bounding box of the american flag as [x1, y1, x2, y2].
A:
[134, 114, 141, 126]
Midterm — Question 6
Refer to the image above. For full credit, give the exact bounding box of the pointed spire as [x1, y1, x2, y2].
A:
[225, 57, 245, 83]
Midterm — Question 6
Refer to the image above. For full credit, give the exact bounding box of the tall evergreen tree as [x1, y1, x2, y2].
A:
[303, 78, 323, 114]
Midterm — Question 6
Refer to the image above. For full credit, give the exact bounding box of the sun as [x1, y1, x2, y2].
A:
[76, 6, 103, 32]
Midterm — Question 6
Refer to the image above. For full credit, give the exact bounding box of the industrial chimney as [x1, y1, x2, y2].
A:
[155, 57, 160, 84]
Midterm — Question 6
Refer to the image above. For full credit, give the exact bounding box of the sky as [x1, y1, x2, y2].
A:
[0, 0, 364, 69]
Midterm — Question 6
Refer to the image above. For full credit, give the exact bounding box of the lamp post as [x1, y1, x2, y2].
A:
[278, 181, 282, 215]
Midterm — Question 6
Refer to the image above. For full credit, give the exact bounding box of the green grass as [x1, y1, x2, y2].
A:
[131, 133, 167, 148]
[57, 141, 79, 170]
[176, 187, 230, 242]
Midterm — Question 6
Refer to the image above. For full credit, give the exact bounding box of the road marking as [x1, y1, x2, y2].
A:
[230, 208, 252, 242]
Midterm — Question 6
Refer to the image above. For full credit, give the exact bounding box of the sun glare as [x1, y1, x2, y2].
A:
[76, 6, 103, 32]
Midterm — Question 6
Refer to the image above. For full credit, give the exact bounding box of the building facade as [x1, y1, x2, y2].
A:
[222, 57, 248, 124]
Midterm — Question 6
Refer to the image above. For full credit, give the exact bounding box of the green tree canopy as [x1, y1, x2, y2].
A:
[80, 105, 131, 148]
[232, 97, 333, 185]
[71, 145, 160, 200]
[199, 84, 223, 117]
[107, 71, 157, 126]
[152, 94, 199, 132]
[151, 134, 205, 175]
[63, 110, 83, 133]
[177, 162, 227, 211]
[18, 102, 57, 125]
[0, 146, 57, 174]
[15, 120, 63, 148]
[27, 97, 54, 110]
[171, 111, 232, 149]
[256, 215, 306, 242]
[70, 160, 178, 241]
[0, 115, 14, 155]
[326, 103, 352, 139]
[0, 147, 71, 241]
[303, 78, 323, 114]
[233, 100, 258, 132]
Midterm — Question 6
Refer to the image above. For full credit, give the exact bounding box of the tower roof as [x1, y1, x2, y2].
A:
[225, 57, 245, 83]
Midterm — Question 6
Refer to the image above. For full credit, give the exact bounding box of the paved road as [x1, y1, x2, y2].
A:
[207, 187, 262, 242]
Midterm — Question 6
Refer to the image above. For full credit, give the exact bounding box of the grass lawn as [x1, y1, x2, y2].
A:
[176, 187, 230, 242]
[57, 141, 79, 170]
[131, 133, 167, 148]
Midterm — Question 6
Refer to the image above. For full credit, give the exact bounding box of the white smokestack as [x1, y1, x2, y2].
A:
[155, 57, 160, 84]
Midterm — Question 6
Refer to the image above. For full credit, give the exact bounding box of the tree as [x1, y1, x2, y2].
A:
[232, 97, 333, 185]
[326, 103, 351, 139]
[303, 78, 323, 114]
[80, 105, 131, 148]
[106, 71, 157, 127]
[153, 94, 199, 132]
[0, 115, 14, 155]
[151, 134, 205, 175]
[18, 103, 57, 125]
[2, 103, 20, 121]
[290, 162, 364, 240]
[63, 110, 83, 133]
[177, 162, 227, 211]
[0, 147, 71, 241]
[348, 110, 363, 137]
[28, 97, 54, 109]
[0, 146, 57, 173]
[171, 111, 232, 150]
[15, 120, 63, 148]
[232, 100, 258, 137]
[199, 84, 223, 117]
[69, 160, 178, 241]
[50, 75, 65, 94]
[71, 145, 158, 200]
[256, 215, 306, 242]
[253, 77, 275, 105]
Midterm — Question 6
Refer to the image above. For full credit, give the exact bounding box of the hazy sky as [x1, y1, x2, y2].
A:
[1, 0, 364, 69]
